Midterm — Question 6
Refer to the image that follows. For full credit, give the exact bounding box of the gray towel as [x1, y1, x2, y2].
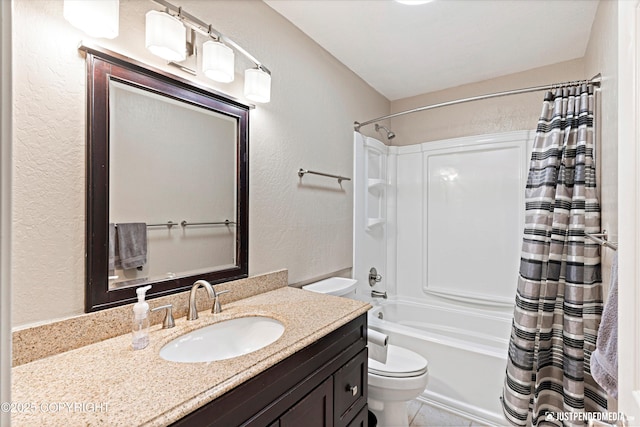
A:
[115, 223, 147, 270]
[590, 253, 618, 398]
[108, 223, 117, 271]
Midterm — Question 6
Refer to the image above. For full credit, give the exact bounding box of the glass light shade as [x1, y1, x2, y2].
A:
[202, 41, 235, 83]
[244, 68, 271, 103]
[145, 10, 186, 62]
[63, 0, 119, 39]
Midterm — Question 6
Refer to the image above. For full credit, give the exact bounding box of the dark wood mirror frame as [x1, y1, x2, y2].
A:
[82, 45, 249, 312]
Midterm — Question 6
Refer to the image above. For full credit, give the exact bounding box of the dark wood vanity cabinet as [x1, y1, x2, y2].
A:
[171, 314, 368, 427]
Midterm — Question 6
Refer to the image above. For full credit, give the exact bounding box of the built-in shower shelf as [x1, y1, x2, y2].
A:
[367, 179, 386, 191]
[366, 218, 385, 229]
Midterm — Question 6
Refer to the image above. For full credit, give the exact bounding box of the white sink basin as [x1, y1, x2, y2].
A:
[159, 316, 285, 363]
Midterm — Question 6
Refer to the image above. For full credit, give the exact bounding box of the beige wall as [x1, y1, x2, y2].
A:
[585, 0, 618, 292]
[389, 58, 585, 146]
[11, 0, 389, 326]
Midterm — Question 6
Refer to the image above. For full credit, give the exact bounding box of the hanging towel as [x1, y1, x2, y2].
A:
[368, 328, 388, 364]
[591, 253, 619, 398]
[115, 223, 147, 270]
[108, 223, 117, 271]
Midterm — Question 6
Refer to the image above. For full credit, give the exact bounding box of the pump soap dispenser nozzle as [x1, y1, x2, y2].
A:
[132, 285, 152, 350]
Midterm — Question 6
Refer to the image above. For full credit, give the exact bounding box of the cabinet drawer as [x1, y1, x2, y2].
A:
[334, 348, 368, 427]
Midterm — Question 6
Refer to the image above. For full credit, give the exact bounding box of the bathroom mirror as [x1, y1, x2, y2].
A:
[83, 45, 249, 312]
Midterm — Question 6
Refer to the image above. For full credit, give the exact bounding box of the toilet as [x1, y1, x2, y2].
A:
[367, 344, 429, 427]
[301, 276, 359, 296]
[302, 277, 429, 427]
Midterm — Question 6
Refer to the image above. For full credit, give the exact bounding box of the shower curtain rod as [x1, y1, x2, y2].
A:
[354, 73, 602, 131]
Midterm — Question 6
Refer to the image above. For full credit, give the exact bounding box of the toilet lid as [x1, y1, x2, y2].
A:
[301, 278, 357, 296]
[369, 344, 428, 378]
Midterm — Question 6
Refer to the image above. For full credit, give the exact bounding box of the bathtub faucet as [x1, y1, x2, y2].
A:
[371, 290, 387, 299]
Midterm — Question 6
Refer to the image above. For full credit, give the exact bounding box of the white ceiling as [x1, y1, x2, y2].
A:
[264, 0, 600, 101]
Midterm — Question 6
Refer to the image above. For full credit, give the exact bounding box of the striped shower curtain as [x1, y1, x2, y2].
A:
[501, 84, 607, 426]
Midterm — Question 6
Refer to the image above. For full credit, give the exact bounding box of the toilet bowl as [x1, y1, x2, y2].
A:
[302, 278, 430, 427]
[368, 344, 429, 427]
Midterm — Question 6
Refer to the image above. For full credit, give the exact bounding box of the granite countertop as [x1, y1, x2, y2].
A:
[11, 287, 370, 427]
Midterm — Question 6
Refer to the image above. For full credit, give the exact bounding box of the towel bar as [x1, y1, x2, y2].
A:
[298, 168, 351, 183]
[585, 231, 618, 251]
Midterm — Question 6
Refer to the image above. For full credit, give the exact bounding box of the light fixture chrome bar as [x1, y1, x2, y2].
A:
[180, 220, 236, 227]
[150, 0, 271, 75]
[298, 168, 351, 183]
[354, 73, 602, 131]
[585, 231, 618, 251]
[167, 60, 197, 76]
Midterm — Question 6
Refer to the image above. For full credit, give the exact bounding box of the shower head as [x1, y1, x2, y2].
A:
[375, 124, 396, 140]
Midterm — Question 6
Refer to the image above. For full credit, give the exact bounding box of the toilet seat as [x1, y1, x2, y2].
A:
[368, 344, 428, 378]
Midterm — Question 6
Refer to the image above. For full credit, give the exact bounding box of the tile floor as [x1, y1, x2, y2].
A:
[405, 400, 491, 427]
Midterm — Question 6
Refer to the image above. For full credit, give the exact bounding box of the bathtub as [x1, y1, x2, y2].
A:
[367, 298, 512, 426]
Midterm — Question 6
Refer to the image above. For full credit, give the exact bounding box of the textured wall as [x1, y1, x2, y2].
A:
[388, 59, 585, 146]
[12, 0, 389, 326]
[1, 0, 13, 419]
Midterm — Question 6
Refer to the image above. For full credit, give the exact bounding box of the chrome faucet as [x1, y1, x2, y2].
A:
[187, 280, 216, 321]
[151, 304, 175, 328]
[187, 280, 231, 320]
[213, 289, 231, 314]
[371, 290, 387, 299]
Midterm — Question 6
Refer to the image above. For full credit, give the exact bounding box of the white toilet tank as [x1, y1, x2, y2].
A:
[302, 277, 358, 297]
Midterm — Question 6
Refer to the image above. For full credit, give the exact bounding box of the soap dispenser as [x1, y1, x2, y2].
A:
[132, 285, 152, 350]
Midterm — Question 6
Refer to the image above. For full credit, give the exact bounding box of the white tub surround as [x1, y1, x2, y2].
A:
[354, 130, 536, 424]
[391, 130, 534, 306]
[353, 132, 392, 300]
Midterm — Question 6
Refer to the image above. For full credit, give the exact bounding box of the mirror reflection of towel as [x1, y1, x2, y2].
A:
[108, 223, 116, 271]
[115, 223, 147, 270]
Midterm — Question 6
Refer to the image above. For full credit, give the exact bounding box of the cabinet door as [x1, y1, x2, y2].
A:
[346, 406, 368, 427]
[280, 377, 334, 427]
[334, 348, 368, 427]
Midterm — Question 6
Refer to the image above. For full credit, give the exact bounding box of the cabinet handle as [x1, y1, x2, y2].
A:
[346, 385, 358, 396]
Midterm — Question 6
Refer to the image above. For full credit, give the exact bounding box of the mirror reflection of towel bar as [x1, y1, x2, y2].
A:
[180, 220, 236, 227]
[114, 221, 179, 228]
[147, 221, 179, 228]
[116, 220, 236, 229]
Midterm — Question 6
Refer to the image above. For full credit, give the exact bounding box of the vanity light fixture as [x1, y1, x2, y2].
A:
[63, 0, 119, 39]
[202, 40, 235, 83]
[148, 0, 272, 103]
[244, 67, 271, 104]
[145, 10, 187, 62]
